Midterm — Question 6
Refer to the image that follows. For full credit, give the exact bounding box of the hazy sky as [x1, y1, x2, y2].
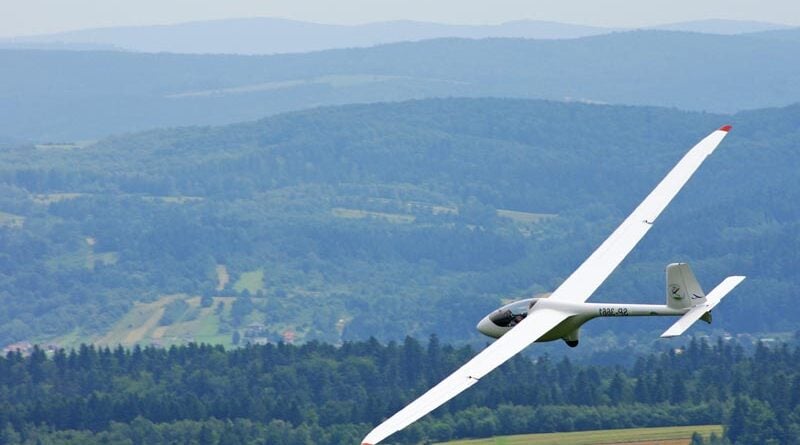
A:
[2, 0, 799, 38]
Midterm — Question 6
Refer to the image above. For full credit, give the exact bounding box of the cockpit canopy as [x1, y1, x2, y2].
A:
[488, 298, 538, 328]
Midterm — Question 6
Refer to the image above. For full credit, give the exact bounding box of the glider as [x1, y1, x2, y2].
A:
[362, 125, 744, 445]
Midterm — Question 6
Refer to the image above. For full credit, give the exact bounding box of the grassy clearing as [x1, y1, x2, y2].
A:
[93, 296, 182, 346]
[34, 141, 95, 150]
[160, 296, 232, 345]
[45, 328, 83, 350]
[330, 205, 555, 226]
[234, 269, 265, 294]
[431, 204, 459, 215]
[90, 295, 236, 348]
[166, 74, 433, 98]
[46, 294, 246, 349]
[33, 193, 202, 205]
[141, 195, 204, 204]
[496, 209, 557, 224]
[87, 251, 118, 269]
[46, 253, 87, 271]
[32, 193, 85, 204]
[438, 425, 723, 445]
[44, 242, 117, 271]
[0, 211, 24, 228]
[216, 265, 230, 291]
[331, 207, 415, 223]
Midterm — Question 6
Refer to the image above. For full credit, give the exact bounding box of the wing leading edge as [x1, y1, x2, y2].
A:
[361, 307, 574, 445]
[547, 125, 732, 304]
[360, 126, 732, 445]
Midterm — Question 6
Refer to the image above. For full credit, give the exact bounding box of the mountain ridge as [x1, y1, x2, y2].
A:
[2, 17, 794, 55]
[0, 18, 616, 54]
[2, 30, 800, 141]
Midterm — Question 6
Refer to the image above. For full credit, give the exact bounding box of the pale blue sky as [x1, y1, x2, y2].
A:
[2, 0, 799, 38]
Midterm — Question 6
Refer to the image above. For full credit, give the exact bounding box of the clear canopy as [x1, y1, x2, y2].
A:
[488, 298, 537, 327]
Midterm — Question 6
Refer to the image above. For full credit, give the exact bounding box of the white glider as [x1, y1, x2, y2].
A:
[361, 125, 744, 445]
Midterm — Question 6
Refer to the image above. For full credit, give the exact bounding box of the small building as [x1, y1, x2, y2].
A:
[3, 341, 33, 356]
[247, 337, 270, 346]
[245, 323, 267, 338]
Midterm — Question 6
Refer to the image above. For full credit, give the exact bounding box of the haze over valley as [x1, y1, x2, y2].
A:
[3, 27, 800, 142]
[1, 17, 793, 54]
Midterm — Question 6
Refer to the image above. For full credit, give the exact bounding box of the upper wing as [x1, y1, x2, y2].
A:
[548, 125, 732, 304]
[361, 125, 732, 444]
[361, 307, 573, 445]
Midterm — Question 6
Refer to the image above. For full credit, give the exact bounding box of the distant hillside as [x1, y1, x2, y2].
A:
[746, 27, 800, 42]
[649, 19, 793, 35]
[0, 18, 615, 54]
[2, 30, 800, 141]
[0, 98, 798, 349]
[3, 18, 791, 55]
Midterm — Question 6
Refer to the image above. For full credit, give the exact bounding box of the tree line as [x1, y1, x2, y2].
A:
[0, 336, 797, 444]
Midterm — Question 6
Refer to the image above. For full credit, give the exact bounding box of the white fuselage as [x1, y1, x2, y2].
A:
[476, 297, 687, 342]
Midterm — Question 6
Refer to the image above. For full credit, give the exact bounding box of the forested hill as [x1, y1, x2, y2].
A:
[3, 30, 800, 140]
[0, 338, 797, 444]
[0, 98, 798, 349]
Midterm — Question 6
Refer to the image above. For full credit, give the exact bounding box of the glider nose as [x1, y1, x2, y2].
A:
[477, 316, 503, 339]
[477, 316, 490, 334]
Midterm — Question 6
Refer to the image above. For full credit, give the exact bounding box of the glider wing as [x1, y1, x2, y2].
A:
[361, 126, 733, 444]
[548, 126, 732, 304]
[361, 307, 573, 445]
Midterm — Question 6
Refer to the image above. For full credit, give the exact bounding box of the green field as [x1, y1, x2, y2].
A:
[234, 269, 266, 294]
[166, 74, 431, 98]
[44, 237, 118, 271]
[0, 211, 24, 228]
[141, 195, 204, 204]
[31, 192, 86, 204]
[331, 207, 416, 223]
[33, 140, 96, 150]
[438, 425, 723, 445]
[68, 295, 236, 348]
[496, 209, 557, 224]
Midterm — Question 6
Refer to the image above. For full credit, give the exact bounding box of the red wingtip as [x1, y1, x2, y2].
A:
[719, 124, 732, 132]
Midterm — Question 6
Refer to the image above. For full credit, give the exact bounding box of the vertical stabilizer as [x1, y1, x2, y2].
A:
[666, 263, 705, 309]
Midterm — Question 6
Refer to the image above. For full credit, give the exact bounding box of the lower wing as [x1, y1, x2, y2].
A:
[361, 307, 573, 445]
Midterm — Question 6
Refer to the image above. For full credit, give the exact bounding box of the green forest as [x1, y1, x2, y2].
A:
[1, 337, 798, 444]
[0, 98, 798, 350]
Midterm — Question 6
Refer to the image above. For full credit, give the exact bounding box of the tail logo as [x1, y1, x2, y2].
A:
[669, 284, 682, 299]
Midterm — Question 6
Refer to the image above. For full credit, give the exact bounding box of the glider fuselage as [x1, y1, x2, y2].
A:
[477, 297, 687, 343]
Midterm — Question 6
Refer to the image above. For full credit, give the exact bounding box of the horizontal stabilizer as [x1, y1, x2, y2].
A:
[661, 276, 745, 338]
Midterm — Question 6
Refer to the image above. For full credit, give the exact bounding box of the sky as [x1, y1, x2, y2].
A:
[2, 0, 799, 38]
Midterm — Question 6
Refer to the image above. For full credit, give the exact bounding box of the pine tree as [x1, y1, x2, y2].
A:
[690, 431, 705, 445]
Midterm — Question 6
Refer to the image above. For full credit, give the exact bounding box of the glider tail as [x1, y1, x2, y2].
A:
[665, 263, 705, 310]
[661, 272, 745, 338]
